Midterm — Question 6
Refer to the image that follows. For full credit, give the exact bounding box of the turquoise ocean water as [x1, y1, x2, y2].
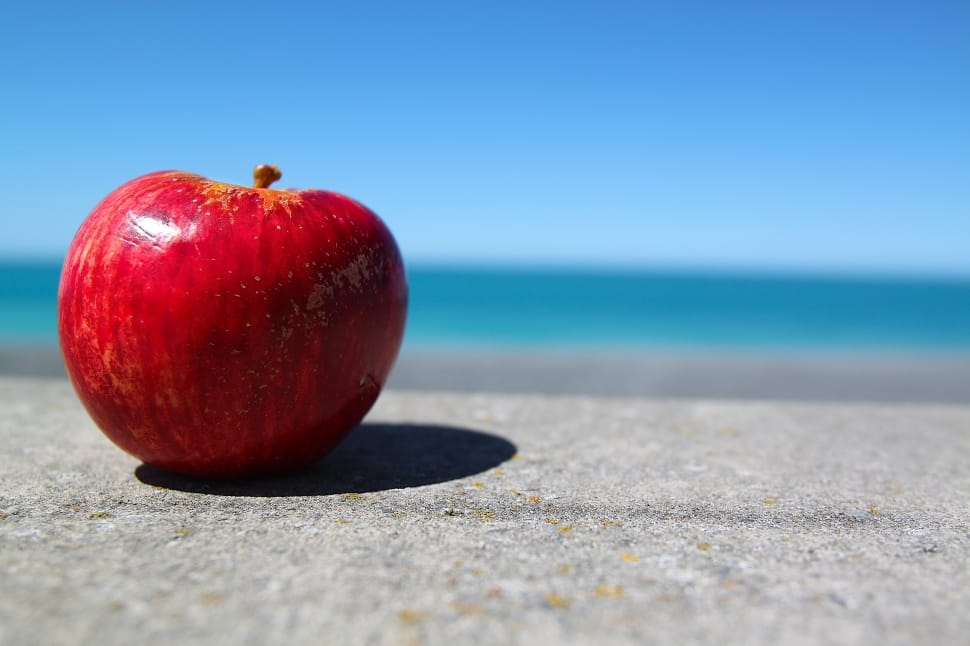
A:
[3, 260, 970, 352]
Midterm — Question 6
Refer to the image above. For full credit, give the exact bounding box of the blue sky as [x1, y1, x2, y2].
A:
[2, 1, 968, 274]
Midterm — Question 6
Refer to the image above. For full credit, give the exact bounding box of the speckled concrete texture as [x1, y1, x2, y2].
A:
[1, 377, 968, 645]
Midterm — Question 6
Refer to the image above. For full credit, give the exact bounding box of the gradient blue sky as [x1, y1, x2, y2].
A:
[2, 1, 967, 274]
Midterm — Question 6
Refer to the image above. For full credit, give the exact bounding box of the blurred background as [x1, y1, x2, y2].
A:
[2, 1, 968, 401]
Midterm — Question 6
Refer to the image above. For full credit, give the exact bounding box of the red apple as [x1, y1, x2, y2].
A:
[58, 165, 408, 478]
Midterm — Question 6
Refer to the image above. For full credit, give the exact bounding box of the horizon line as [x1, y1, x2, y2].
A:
[3, 253, 970, 283]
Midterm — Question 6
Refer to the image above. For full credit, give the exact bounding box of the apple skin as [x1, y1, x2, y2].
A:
[58, 170, 407, 478]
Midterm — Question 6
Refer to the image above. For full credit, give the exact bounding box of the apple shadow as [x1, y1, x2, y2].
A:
[133, 423, 517, 496]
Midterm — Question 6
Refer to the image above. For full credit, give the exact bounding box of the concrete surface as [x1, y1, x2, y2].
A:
[1, 377, 968, 645]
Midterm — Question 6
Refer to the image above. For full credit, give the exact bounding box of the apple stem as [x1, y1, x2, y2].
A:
[253, 164, 282, 189]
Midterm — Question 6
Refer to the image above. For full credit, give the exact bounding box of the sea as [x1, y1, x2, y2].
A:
[3, 260, 970, 353]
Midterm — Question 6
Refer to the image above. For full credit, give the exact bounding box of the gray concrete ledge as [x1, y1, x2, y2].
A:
[1, 378, 968, 645]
